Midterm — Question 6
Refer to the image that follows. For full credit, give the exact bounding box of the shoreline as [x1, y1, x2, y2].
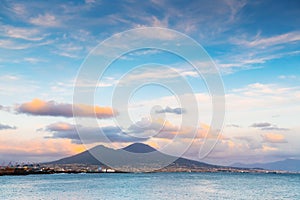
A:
[1, 169, 299, 176]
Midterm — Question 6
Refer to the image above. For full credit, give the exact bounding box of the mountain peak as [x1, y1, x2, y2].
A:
[122, 143, 157, 153]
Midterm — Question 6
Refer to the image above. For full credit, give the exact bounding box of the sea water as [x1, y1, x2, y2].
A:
[0, 173, 299, 199]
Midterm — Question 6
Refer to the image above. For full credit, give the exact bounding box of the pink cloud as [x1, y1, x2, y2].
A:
[262, 133, 287, 143]
[16, 98, 117, 119]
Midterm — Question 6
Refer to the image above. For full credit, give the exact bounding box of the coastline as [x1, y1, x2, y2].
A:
[1, 164, 299, 176]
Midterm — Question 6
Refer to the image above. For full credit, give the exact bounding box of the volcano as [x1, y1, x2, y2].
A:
[47, 143, 219, 172]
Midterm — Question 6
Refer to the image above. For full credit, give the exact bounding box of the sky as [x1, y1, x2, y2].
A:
[0, 0, 300, 165]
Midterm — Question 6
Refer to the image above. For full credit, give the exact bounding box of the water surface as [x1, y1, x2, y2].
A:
[1, 173, 299, 199]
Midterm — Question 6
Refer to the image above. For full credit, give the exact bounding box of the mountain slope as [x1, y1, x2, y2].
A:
[122, 143, 156, 153]
[47, 145, 108, 165]
[47, 143, 217, 171]
[232, 159, 300, 172]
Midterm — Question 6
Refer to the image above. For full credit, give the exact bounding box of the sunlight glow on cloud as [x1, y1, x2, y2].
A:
[16, 99, 116, 119]
[0, 137, 86, 162]
[262, 133, 287, 144]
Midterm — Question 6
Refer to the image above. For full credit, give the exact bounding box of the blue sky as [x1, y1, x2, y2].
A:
[0, 0, 300, 165]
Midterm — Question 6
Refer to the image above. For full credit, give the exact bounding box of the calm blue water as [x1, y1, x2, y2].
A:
[0, 173, 299, 200]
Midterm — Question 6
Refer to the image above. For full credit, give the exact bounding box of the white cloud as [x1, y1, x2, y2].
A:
[23, 57, 45, 64]
[2, 26, 46, 41]
[85, 0, 96, 4]
[0, 38, 53, 50]
[10, 3, 27, 16]
[0, 39, 32, 50]
[232, 31, 300, 48]
[278, 75, 297, 80]
[224, 0, 247, 23]
[216, 50, 300, 73]
[231, 83, 299, 97]
[30, 13, 60, 27]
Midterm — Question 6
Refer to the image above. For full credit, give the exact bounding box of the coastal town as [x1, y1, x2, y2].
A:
[0, 162, 296, 176]
[0, 163, 116, 175]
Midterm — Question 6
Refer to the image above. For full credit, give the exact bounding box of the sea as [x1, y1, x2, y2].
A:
[0, 172, 299, 200]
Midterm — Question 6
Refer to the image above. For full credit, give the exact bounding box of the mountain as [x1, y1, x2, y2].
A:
[47, 143, 219, 172]
[232, 159, 300, 172]
[122, 143, 156, 153]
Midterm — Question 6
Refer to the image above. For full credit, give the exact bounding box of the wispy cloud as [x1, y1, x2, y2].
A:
[116, 65, 200, 87]
[278, 75, 297, 80]
[23, 57, 46, 64]
[231, 83, 299, 96]
[10, 3, 27, 16]
[29, 13, 61, 27]
[85, 0, 96, 4]
[216, 50, 300, 73]
[232, 31, 300, 48]
[0, 38, 53, 50]
[1, 26, 46, 41]
[0, 74, 40, 96]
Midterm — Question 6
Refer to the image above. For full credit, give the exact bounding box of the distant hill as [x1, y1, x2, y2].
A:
[47, 143, 218, 171]
[232, 159, 300, 172]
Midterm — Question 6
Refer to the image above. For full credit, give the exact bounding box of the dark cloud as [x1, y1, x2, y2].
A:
[155, 106, 185, 115]
[250, 122, 289, 131]
[227, 124, 241, 128]
[44, 122, 146, 144]
[0, 123, 16, 130]
[16, 99, 116, 119]
[250, 122, 272, 128]
[261, 127, 289, 131]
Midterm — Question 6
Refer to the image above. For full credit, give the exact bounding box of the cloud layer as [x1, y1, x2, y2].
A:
[44, 122, 146, 144]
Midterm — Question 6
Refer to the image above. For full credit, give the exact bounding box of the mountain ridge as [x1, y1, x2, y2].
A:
[47, 143, 219, 172]
[122, 143, 156, 153]
[47, 143, 299, 172]
[232, 159, 300, 172]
